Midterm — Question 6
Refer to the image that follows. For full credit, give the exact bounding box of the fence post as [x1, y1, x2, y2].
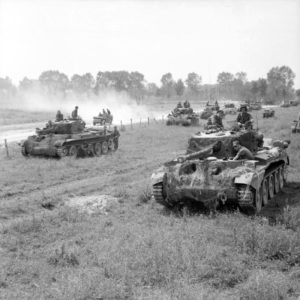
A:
[130, 118, 133, 129]
[4, 139, 9, 158]
[147, 117, 150, 126]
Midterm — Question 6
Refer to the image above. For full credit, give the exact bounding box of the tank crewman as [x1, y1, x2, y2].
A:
[183, 100, 191, 108]
[113, 126, 120, 148]
[71, 106, 79, 119]
[177, 101, 183, 108]
[215, 100, 219, 110]
[55, 110, 64, 122]
[231, 140, 254, 160]
[207, 110, 224, 129]
[107, 108, 111, 115]
[237, 104, 253, 128]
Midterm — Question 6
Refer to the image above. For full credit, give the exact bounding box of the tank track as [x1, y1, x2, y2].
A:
[21, 145, 28, 157]
[237, 163, 286, 213]
[153, 183, 173, 208]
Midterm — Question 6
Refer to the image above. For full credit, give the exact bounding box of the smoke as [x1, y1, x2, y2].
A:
[3, 90, 164, 125]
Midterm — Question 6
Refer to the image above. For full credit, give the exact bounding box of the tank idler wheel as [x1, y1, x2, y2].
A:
[153, 183, 173, 208]
[274, 171, 280, 194]
[57, 146, 68, 158]
[94, 143, 102, 156]
[262, 179, 268, 206]
[108, 138, 115, 151]
[101, 141, 109, 154]
[279, 167, 284, 190]
[68, 145, 78, 157]
[21, 145, 29, 157]
[268, 175, 275, 199]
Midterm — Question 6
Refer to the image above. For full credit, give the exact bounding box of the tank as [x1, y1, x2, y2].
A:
[151, 129, 289, 213]
[289, 100, 298, 107]
[93, 114, 113, 126]
[200, 107, 214, 120]
[20, 119, 120, 158]
[263, 109, 275, 118]
[166, 107, 200, 126]
[248, 102, 262, 111]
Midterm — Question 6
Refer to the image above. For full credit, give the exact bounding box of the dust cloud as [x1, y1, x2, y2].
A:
[2, 91, 164, 125]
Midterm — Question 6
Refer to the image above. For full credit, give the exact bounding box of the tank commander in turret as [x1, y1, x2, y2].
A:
[231, 140, 254, 160]
[207, 110, 224, 129]
[183, 100, 191, 108]
[237, 104, 253, 129]
[177, 101, 183, 108]
[55, 110, 64, 122]
[71, 106, 79, 119]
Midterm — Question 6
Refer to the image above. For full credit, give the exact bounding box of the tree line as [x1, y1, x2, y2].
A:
[0, 66, 298, 104]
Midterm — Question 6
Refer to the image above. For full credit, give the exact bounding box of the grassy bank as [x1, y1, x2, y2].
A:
[0, 106, 299, 299]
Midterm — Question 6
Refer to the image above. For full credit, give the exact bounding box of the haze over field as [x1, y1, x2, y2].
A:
[0, 0, 300, 87]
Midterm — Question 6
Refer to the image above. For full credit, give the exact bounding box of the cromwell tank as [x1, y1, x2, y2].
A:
[166, 107, 200, 126]
[20, 119, 120, 158]
[263, 109, 275, 118]
[151, 129, 289, 213]
[93, 114, 113, 126]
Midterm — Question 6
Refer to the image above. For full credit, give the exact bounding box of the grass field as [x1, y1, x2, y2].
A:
[0, 106, 299, 299]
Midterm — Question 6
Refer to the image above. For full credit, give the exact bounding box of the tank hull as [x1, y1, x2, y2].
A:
[152, 134, 289, 213]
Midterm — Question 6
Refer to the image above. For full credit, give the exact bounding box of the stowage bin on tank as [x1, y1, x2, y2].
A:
[151, 129, 289, 213]
[20, 119, 120, 158]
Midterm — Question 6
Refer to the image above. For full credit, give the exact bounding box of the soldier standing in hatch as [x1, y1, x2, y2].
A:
[237, 104, 253, 129]
[231, 140, 254, 160]
[55, 110, 63, 122]
[207, 110, 224, 129]
[71, 106, 79, 119]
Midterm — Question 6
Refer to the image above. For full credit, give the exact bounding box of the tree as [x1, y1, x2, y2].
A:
[39, 70, 69, 95]
[19, 77, 41, 92]
[185, 72, 202, 94]
[146, 83, 159, 96]
[217, 72, 234, 85]
[266, 66, 295, 103]
[71, 73, 95, 94]
[0, 77, 17, 99]
[160, 73, 175, 98]
[235, 72, 247, 84]
[174, 79, 185, 96]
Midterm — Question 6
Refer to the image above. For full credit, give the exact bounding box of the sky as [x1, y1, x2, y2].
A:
[0, 0, 300, 88]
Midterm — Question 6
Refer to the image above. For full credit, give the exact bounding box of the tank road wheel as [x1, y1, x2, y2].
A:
[108, 138, 115, 151]
[153, 183, 172, 208]
[21, 145, 29, 157]
[262, 179, 268, 206]
[94, 143, 102, 156]
[268, 175, 275, 199]
[57, 146, 68, 158]
[274, 171, 280, 194]
[101, 141, 109, 154]
[68, 145, 78, 158]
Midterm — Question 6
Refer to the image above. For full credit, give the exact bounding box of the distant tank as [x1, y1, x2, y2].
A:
[263, 109, 275, 118]
[200, 107, 214, 120]
[93, 113, 113, 126]
[166, 107, 200, 126]
[20, 119, 120, 158]
[289, 100, 298, 106]
[248, 102, 262, 111]
[151, 128, 289, 213]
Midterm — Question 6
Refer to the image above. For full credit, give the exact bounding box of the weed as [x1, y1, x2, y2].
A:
[47, 244, 79, 267]
[137, 185, 153, 204]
